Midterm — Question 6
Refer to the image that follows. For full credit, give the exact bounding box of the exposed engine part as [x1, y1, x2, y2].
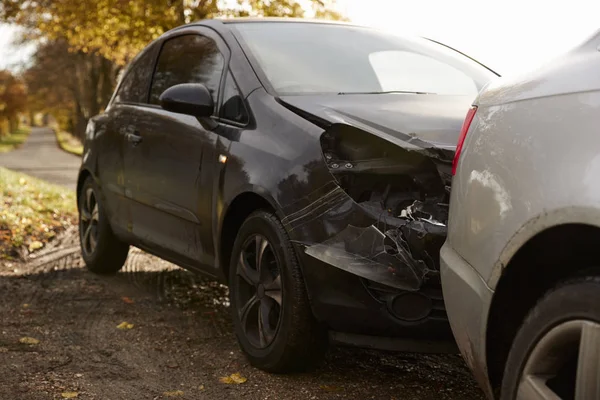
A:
[302, 123, 452, 293]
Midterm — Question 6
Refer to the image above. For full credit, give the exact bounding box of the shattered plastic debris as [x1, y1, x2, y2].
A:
[305, 225, 425, 291]
[401, 200, 447, 227]
[305, 200, 447, 291]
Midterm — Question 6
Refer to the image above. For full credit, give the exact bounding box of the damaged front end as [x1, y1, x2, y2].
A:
[283, 123, 452, 323]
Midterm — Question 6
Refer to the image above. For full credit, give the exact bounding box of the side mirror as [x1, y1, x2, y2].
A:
[159, 83, 214, 118]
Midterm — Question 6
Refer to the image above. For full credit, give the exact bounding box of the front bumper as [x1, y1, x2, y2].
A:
[297, 248, 455, 348]
[440, 242, 495, 398]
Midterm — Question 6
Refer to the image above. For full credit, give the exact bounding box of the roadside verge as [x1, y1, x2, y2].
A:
[54, 130, 83, 156]
[0, 127, 32, 153]
[0, 167, 77, 260]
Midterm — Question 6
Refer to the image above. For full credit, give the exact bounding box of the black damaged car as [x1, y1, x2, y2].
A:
[77, 18, 497, 371]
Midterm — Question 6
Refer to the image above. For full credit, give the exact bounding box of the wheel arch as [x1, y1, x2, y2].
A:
[485, 221, 600, 392]
[76, 168, 93, 205]
[218, 188, 282, 280]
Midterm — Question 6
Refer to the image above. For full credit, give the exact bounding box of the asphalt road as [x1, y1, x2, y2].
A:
[0, 127, 80, 190]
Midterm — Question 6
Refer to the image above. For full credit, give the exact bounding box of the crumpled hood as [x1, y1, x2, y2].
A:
[279, 93, 473, 157]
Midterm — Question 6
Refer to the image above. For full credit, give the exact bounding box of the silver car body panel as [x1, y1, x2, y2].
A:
[441, 29, 600, 397]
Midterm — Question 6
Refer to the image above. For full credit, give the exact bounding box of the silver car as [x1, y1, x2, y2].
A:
[441, 30, 600, 399]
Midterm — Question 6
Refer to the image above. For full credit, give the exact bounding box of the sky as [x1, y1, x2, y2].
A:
[1, 0, 599, 76]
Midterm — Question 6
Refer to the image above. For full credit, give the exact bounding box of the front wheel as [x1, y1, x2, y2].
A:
[229, 210, 327, 372]
[78, 176, 129, 274]
[501, 277, 600, 400]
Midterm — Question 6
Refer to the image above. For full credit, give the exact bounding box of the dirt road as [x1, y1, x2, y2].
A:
[0, 231, 484, 400]
[0, 127, 80, 189]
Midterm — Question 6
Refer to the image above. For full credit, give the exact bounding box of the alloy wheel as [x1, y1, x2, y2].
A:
[80, 187, 100, 256]
[517, 319, 600, 400]
[235, 234, 283, 349]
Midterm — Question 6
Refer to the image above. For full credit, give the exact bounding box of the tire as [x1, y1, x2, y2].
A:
[501, 276, 600, 400]
[228, 210, 327, 372]
[78, 176, 129, 274]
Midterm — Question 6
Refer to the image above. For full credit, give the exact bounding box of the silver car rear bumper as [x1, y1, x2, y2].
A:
[440, 242, 495, 399]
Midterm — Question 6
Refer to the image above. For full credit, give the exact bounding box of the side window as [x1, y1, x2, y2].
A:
[149, 35, 224, 110]
[114, 44, 158, 104]
[219, 71, 249, 124]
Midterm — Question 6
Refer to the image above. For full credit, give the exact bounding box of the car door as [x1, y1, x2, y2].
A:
[123, 29, 228, 270]
[98, 43, 159, 236]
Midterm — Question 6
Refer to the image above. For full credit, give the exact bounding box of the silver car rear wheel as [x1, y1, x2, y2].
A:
[518, 320, 600, 400]
[501, 277, 600, 400]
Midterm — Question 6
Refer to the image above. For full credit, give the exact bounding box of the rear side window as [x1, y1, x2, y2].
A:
[114, 44, 158, 104]
[219, 71, 249, 124]
[149, 35, 224, 109]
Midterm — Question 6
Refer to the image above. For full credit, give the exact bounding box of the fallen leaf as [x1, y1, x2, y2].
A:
[199, 385, 205, 390]
[163, 390, 184, 397]
[28, 240, 43, 251]
[21, 304, 29, 308]
[219, 372, 247, 384]
[116, 322, 134, 330]
[121, 297, 134, 304]
[18, 178, 26, 185]
[19, 337, 39, 345]
[61, 392, 78, 398]
[320, 385, 343, 392]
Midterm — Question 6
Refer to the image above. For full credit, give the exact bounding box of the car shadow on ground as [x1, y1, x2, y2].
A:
[0, 252, 484, 400]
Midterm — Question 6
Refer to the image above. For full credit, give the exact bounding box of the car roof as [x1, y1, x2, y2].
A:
[189, 17, 366, 29]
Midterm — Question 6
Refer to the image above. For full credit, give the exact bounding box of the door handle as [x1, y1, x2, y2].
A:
[126, 131, 142, 146]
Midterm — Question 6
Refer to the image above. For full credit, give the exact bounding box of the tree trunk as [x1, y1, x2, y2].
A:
[8, 117, 17, 134]
[29, 110, 36, 127]
[99, 57, 116, 111]
[74, 101, 87, 140]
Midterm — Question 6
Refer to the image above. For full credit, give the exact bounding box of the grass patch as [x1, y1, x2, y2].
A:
[55, 130, 83, 156]
[0, 167, 77, 259]
[0, 127, 31, 153]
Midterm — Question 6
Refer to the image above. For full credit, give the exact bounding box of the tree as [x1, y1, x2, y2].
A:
[1, 0, 345, 65]
[23, 40, 117, 139]
[2, 0, 344, 138]
[0, 70, 27, 135]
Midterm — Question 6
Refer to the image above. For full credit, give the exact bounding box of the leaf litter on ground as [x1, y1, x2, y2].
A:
[219, 372, 247, 384]
[0, 167, 76, 259]
[116, 322, 134, 330]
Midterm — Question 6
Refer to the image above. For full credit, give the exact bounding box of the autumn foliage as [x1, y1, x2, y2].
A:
[0, 70, 26, 136]
[0, 0, 343, 138]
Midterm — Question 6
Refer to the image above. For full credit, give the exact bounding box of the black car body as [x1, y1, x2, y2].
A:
[77, 18, 497, 370]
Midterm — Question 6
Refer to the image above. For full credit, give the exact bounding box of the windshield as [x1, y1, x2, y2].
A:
[232, 22, 497, 96]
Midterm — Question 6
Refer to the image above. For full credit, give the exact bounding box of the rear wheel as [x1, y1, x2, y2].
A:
[78, 176, 129, 274]
[228, 210, 327, 372]
[501, 277, 600, 400]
